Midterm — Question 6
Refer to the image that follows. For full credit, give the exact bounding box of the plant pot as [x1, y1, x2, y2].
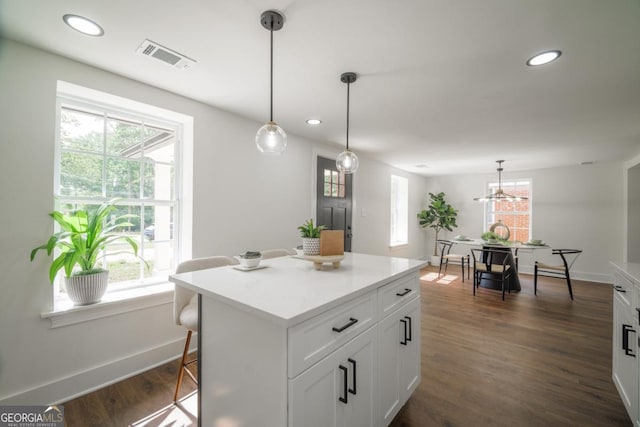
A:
[302, 238, 321, 256]
[430, 255, 441, 266]
[65, 270, 109, 305]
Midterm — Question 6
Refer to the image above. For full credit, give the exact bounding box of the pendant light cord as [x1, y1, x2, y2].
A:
[346, 82, 350, 150]
[269, 26, 274, 122]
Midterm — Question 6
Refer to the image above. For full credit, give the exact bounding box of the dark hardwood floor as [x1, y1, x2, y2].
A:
[63, 266, 631, 426]
[390, 266, 631, 427]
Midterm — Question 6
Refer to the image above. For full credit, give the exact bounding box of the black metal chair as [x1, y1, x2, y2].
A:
[534, 249, 582, 300]
[437, 240, 470, 282]
[471, 248, 513, 300]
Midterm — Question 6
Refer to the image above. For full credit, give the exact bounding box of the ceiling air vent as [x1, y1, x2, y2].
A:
[136, 39, 195, 69]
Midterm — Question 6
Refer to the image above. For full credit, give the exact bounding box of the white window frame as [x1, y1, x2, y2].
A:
[43, 81, 193, 322]
[390, 175, 409, 247]
[484, 179, 532, 242]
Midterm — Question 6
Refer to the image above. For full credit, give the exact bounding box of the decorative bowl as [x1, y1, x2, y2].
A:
[236, 251, 262, 268]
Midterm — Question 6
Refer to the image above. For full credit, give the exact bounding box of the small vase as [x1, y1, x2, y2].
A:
[302, 238, 321, 256]
[65, 270, 109, 305]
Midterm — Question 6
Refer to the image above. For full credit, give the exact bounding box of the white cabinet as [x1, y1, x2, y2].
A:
[290, 277, 421, 427]
[170, 253, 426, 427]
[289, 326, 376, 427]
[611, 263, 640, 425]
[378, 297, 420, 425]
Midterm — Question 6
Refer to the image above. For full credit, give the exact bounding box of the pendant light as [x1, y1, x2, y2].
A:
[474, 160, 527, 202]
[336, 72, 359, 174]
[255, 10, 287, 154]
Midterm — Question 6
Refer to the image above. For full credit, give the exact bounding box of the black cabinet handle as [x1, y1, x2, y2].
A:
[400, 318, 408, 345]
[332, 317, 358, 333]
[623, 324, 636, 357]
[339, 365, 348, 404]
[396, 288, 412, 297]
[614, 285, 627, 293]
[348, 358, 357, 395]
[405, 316, 412, 342]
[636, 308, 640, 326]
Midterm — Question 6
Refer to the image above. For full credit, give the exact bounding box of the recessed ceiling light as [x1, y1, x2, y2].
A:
[63, 14, 104, 37]
[306, 119, 322, 125]
[526, 50, 561, 66]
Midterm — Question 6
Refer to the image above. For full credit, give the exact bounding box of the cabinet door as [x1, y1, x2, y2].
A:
[378, 307, 403, 425]
[399, 298, 421, 402]
[289, 348, 342, 427]
[289, 327, 376, 427]
[340, 327, 376, 427]
[378, 297, 420, 425]
[612, 286, 638, 422]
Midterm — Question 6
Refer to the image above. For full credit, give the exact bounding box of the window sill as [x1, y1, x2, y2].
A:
[41, 282, 174, 329]
[389, 243, 409, 250]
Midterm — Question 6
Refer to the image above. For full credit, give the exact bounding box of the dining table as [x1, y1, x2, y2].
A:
[448, 238, 551, 292]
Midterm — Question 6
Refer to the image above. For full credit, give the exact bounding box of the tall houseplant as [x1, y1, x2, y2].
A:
[30, 199, 142, 305]
[297, 218, 326, 256]
[417, 192, 458, 263]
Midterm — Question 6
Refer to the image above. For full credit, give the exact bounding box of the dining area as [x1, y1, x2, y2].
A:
[435, 233, 582, 301]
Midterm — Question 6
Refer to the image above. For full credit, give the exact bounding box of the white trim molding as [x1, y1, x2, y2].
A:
[0, 334, 196, 405]
[42, 284, 174, 328]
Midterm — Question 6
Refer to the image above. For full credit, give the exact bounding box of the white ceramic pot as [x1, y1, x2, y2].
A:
[302, 238, 321, 256]
[65, 270, 109, 305]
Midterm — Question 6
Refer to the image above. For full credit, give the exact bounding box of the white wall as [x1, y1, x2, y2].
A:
[0, 39, 428, 404]
[423, 162, 625, 283]
[625, 152, 640, 263]
[349, 160, 427, 259]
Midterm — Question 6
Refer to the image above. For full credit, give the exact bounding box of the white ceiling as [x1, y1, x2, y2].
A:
[1, 0, 639, 175]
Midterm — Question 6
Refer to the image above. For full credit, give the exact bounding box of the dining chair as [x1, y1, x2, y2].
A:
[173, 255, 238, 403]
[260, 248, 294, 259]
[534, 249, 582, 300]
[470, 248, 513, 300]
[437, 240, 470, 282]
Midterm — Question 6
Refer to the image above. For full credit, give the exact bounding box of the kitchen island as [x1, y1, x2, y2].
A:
[169, 252, 427, 427]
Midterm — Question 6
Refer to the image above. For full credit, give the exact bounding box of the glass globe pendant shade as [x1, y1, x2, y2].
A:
[336, 149, 359, 174]
[255, 121, 287, 154]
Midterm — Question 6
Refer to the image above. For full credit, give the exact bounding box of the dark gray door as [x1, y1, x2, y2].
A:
[316, 156, 353, 252]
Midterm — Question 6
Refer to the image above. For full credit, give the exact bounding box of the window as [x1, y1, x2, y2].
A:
[323, 168, 346, 198]
[390, 175, 408, 247]
[54, 83, 186, 299]
[484, 180, 531, 242]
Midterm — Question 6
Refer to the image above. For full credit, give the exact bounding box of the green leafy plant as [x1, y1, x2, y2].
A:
[297, 218, 326, 239]
[30, 199, 142, 283]
[481, 231, 508, 242]
[417, 192, 458, 256]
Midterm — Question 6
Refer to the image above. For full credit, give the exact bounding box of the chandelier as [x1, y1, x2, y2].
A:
[474, 160, 527, 202]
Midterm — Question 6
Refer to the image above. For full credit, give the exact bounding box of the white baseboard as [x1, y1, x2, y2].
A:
[0, 334, 197, 405]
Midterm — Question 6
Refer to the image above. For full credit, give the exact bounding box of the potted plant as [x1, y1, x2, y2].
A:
[30, 199, 142, 305]
[297, 218, 326, 256]
[417, 192, 458, 266]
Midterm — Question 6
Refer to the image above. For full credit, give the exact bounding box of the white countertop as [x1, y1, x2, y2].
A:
[169, 252, 427, 326]
[611, 261, 640, 284]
